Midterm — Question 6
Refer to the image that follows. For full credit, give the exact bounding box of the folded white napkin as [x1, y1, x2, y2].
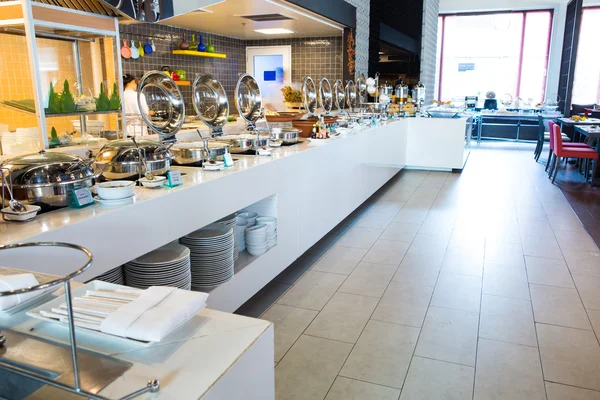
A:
[0, 273, 40, 311]
[100, 286, 208, 342]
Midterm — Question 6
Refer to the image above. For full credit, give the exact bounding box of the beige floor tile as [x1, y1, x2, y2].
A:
[363, 239, 410, 266]
[311, 245, 368, 275]
[430, 272, 482, 313]
[337, 227, 383, 249]
[407, 233, 449, 257]
[397, 252, 444, 269]
[380, 222, 421, 243]
[275, 335, 353, 400]
[542, 200, 576, 217]
[394, 208, 430, 224]
[588, 309, 600, 333]
[392, 265, 440, 287]
[371, 281, 434, 327]
[355, 211, 396, 230]
[563, 250, 600, 278]
[447, 230, 486, 251]
[277, 271, 347, 311]
[518, 219, 554, 238]
[384, 189, 415, 203]
[555, 230, 599, 252]
[525, 256, 575, 288]
[479, 294, 537, 347]
[441, 248, 484, 277]
[262, 304, 319, 362]
[537, 323, 600, 391]
[573, 274, 600, 311]
[521, 234, 564, 259]
[483, 264, 530, 300]
[340, 320, 420, 389]
[485, 241, 525, 266]
[338, 261, 397, 298]
[485, 225, 522, 244]
[530, 284, 592, 330]
[415, 306, 479, 366]
[400, 357, 474, 400]
[548, 214, 587, 232]
[474, 339, 545, 400]
[369, 200, 405, 217]
[305, 292, 378, 343]
[546, 382, 600, 400]
[324, 377, 400, 400]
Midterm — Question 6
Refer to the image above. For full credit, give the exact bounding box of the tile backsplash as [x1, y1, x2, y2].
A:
[120, 23, 343, 114]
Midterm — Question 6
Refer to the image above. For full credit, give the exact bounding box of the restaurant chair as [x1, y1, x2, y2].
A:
[550, 124, 598, 185]
[572, 103, 596, 116]
[544, 121, 588, 172]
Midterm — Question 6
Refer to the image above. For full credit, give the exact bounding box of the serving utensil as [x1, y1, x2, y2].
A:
[131, 137, 155, 180]
[1, 169, 27, 212]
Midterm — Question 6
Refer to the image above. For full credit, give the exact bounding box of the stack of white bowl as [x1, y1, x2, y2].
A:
[238, 211, 258, 227]
[236, 217, 249, 253]
[245, 224, 268, 256]
[0, 128, 41, 156]
[256, 216, 278, 249]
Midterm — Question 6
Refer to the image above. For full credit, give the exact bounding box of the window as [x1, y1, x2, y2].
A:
[436, 11, 553, 103]
[572, 7, 600, 105]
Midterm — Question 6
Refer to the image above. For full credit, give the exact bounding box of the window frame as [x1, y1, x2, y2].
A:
[436, 9, 554, 102]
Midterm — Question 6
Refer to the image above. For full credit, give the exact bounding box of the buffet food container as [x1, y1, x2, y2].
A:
[216, 133, 271, 153]
[270, 127, 301, 145]
[192, 73, 229, 136]
[93, 139, 173, 180]
[0, 150, 99, 208]
[292, 116, 339, 138]
[171, 141, 231, 166]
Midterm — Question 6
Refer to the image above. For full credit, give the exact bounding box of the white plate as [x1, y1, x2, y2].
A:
[27, 281, 155, 346]
[94, 195, 134, 206]
[130, 242, 189, 265]
[138, 176, 167, 188]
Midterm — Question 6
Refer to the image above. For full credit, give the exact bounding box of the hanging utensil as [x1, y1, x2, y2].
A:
[131, 137, 155, 180]
[130, 40, 139, 59]
[151, 40, 156, 53]
[138, 41, 144, 57]
[2, 173, 27, 213]
[121, 40, 131, 59]
[144, 39, 153, 55]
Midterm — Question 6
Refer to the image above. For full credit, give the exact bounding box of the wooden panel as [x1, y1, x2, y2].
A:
[31, 4, 116, 32]
[0, 4, 24, 21]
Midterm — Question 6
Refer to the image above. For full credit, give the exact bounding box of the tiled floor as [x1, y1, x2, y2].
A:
[238, 142, 600, 400]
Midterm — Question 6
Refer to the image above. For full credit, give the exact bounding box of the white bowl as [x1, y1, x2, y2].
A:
[95, 181, 135, 200]
[1, 204, 41, 222]
[238, 211, 258, 220]
[138, 176, 167, 188]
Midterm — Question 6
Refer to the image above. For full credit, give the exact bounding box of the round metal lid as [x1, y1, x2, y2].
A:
[333, 79, 345, 110]
[95, 139, 171, 164]
[1, 150, 97, 187]
[356, 73, 367, 97]
[345, 80, 357, 109]
[319, 78, 333, 113]
[235, 74, 263, 124]
[302, 77, 317, 116]
[137, 71, 185, 141]
[192, 73, 229, 132]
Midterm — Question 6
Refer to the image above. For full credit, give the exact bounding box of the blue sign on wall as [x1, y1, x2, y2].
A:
[264, 71, 276, 81]
[458, 63, 475, 72]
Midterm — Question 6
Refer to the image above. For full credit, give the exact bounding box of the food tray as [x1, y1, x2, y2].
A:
[426, 110, 460, 118]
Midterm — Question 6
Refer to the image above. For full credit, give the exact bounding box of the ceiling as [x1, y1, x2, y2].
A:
[439, 0, 600, 13]
[158, 0, 345, 40]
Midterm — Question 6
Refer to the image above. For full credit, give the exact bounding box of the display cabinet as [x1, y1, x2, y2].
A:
[0, 0, 125, 154]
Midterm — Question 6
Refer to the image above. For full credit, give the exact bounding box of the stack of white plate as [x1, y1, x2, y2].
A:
[257, 216, 278, 249]
[124, 242, 191, 290]
[245, 224, 269, 256]
[180, 223, 234, 291]
[94, 266, 125, 285]
[0, 128, 41, 156]
[238, 211, 258, 227]
[236, 217, 248, 253]
[217, 213, 238, 261]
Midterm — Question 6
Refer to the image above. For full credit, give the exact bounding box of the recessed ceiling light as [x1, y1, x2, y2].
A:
[379, 51, 385, 54]
[254, 28, 295, 35]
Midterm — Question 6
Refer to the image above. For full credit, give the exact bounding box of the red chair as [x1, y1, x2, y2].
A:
[550, 124, 598, 184]
[545, 121, 590, 173]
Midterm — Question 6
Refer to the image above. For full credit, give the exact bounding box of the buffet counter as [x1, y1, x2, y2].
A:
[0, 117, 468, 312]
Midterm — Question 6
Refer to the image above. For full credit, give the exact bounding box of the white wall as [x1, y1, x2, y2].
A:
[546, 4, 567, 100]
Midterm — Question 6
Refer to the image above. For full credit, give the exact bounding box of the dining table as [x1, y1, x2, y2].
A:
[558, 117, 600, 143]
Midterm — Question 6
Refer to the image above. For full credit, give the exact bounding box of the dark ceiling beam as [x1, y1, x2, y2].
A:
[283, 0, 357, 29]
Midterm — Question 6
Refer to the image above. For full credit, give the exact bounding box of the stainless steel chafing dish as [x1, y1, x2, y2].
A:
[319, 78, 333, 114]
[216, 133, 270, 153]
[302, 77, 318, 116]
[93, 139, 173, 180]
[192, 73, 229, 136]
[171, 140, 231, 165]
[270, 127, 300, 145]
[1, 150, 99, 208]
[333, 79, 346, 111]
[345, 80, 357, 111]
[235, 74, 263, 128]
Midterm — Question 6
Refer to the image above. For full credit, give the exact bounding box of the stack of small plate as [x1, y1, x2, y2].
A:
[245, 224, 268, 256]
[257, 216, 278, 249]
[217, 213, 239, 261]
[238, 211, 258, 227]
[180, 223, 235, 291]
[124, 242, 191, 290]
[236, 217, 248, 253]
[94, 266, 125, 285]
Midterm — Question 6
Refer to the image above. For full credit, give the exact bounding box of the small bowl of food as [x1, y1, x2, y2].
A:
[1, 204, 41, 222]
[138, 176, 167, 188]
[95, 181, 135, 200]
